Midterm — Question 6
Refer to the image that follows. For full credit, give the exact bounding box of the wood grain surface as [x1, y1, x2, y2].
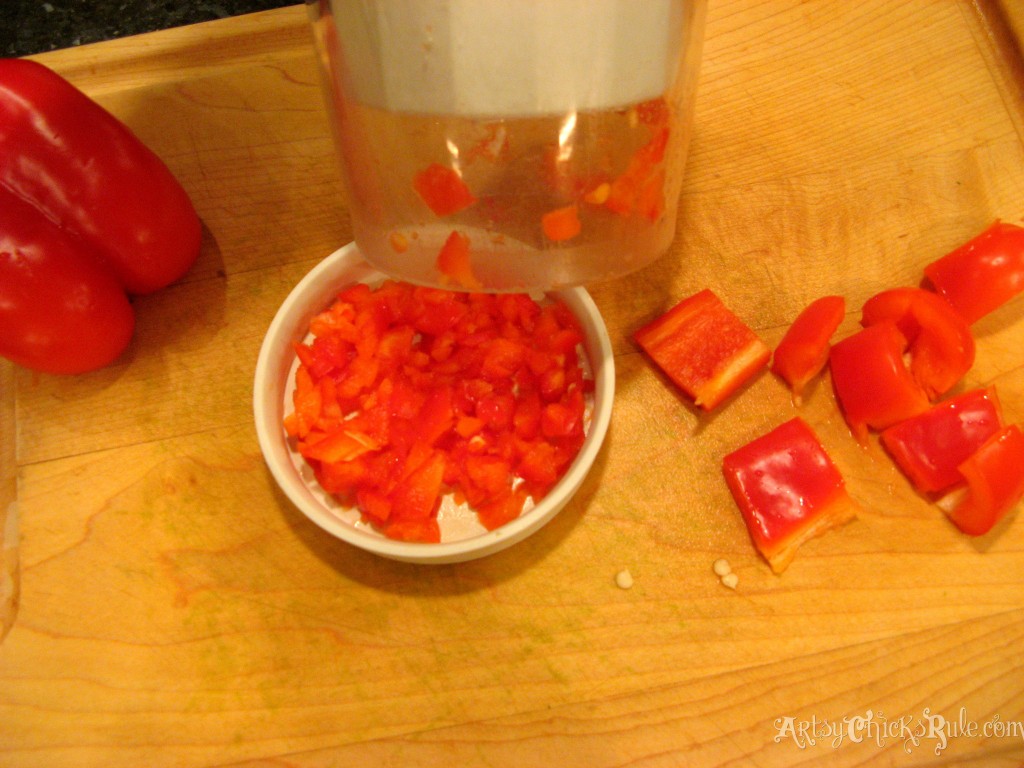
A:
[3, 1, 1024, 766]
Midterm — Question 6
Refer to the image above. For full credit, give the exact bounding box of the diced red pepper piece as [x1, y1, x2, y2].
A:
[412, 162, 476, 217]
[828, 321, 930, 440]
[389, 449, 446, 521]
[605, 126, 669, 217]
[284, 366, 322, 439]
[923, 221, 1024, 324]
[384, 518, 441, 544]
[861, 287, 975, 400]
[477, 486, 530, 532]
[634, 289, 771, 411]
[301, 429, 379, 464]
[941, 425, 1024, 536]
[722, 418, 858, 573]
[541, 204, 582, 242]
[771, 295, 846, 403]
[435, 230, 482, 290]
[880, 387, 1003, 494]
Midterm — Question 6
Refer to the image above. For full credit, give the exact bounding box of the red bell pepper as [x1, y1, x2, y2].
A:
[860, 287, 975, 399]
[771, 295, 845, 402]
[0, 192, 136, 374]
[828, 321, 930, 440]
[924, 221, 1024, 324]
[634, 289, 770, 411]
[0, 59, 201, 373]
[0, 59, 201, 294]
[880, 387, 1003, 494]
[940, 425, 1024, 536]
[722, 417, 858, 573]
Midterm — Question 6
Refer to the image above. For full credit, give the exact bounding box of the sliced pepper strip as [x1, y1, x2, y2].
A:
[634, 289, 770, 411]
[924, 221, 1024, 324]
[722, 417, 858, 573]
[771, 295, 845, 403]
[828, 321, 930, 440]
[880, 387, 1003, 494]
[942, 425, 1024, 536]
[861, 287, 975, 400]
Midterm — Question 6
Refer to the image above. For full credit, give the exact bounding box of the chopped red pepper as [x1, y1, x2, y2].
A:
[771, 295, 846, 403]
[634, 289, 770, 411]
[722, 418, 858, 573]
[435, 230, 482, 290]
[412, 163, 476, 217]
[828, 321, 930, 440]
[541, 204, 582, 242]
[286, 281, 589, 542]
[605, 126, 669, 219]
[861, 287, 975, 399]
[880, 387, 1003, 495]
[923, 221, 1024, 324]
[941, 425, 1024, 536]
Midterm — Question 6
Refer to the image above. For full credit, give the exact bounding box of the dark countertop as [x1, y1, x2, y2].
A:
[2, 1, 297, 57]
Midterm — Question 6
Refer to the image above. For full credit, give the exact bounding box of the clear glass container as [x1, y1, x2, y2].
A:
[307, 0, 707, 291]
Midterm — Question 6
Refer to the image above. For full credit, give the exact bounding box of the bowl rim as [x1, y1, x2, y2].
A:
[253, 242, 614, 563]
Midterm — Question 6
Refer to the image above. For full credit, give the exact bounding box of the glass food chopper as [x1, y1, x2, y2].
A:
[308, 0, 707, 292]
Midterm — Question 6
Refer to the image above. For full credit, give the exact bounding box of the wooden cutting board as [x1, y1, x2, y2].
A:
[3, 1, 1024, 765]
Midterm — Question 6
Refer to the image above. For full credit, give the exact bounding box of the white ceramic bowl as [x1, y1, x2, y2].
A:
[253, 243, 614, 563]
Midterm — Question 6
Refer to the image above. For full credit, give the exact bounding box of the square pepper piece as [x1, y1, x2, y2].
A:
[634, 289, 770, 411]
[723, 417, 858, 573]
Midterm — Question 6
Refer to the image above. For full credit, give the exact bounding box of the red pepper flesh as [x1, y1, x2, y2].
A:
[287, 282, 589, 542]
[828, 321, 930, 440]
[943, 425, 1024, 536]
[435, 230, 482, 290]
[634, 289, 770, 411]
[413, 163, 476, 217]
[880, 387, 1003, 494]
[771, 295, 845, 402]
[0, 190, 135, 374]
[722, 417, 858, 573]
[924, 221, 1024, 324]
[0, 59, 201, 296]
[860, 287, 975, 400]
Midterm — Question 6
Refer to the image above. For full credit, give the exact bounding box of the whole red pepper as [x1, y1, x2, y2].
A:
[0, 59, 201, 373]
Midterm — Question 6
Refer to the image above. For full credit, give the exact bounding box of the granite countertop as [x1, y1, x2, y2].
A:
[2, 0, 297, 57]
